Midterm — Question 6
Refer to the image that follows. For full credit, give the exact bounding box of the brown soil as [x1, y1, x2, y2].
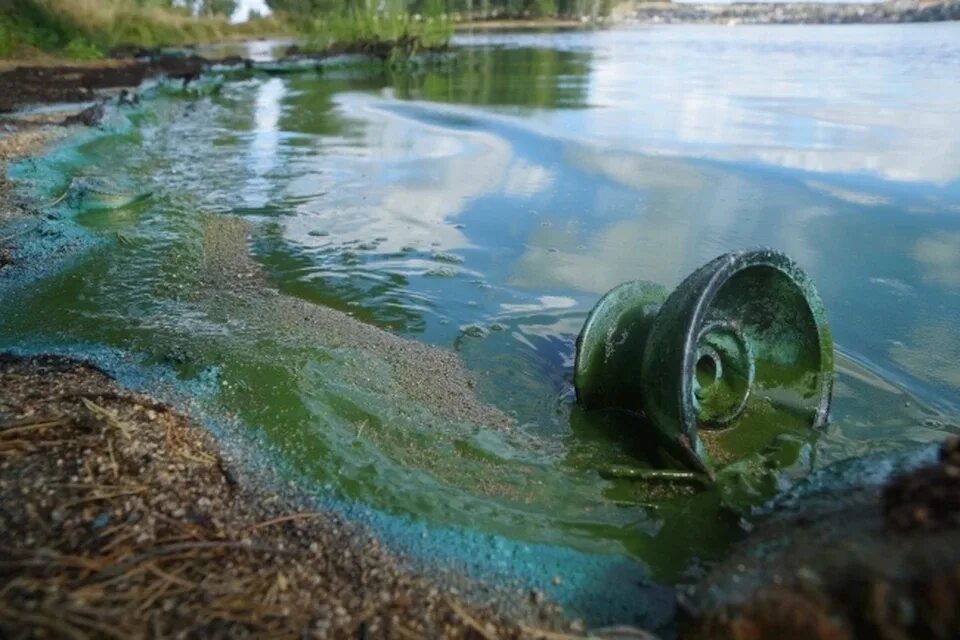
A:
[683, 436, 960, 640]
[0, 353, 582, 639]
[884, 434, 960, 531]
[0, 54, 205, 114]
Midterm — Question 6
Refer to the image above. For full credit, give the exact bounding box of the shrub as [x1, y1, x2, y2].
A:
[63, 37, 103, 59]
[304, 9, 453, 53]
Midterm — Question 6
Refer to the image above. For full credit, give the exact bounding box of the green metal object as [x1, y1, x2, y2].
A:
[575, 249, 834, 474]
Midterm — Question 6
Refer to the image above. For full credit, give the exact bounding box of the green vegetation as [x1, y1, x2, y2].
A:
[0, 0, 286, 59]
[302, 9, 453, 53]
[269, 0, 612, 20]
[0, 0, 607, 62]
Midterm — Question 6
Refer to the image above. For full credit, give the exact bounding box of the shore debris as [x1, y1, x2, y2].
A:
[0, 353, 582, 638]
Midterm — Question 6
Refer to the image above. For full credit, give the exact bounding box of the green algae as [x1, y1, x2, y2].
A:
[2, 36, 958, 592]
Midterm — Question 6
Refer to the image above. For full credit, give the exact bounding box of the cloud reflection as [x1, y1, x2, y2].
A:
[243, 77, 285, 208]
[914, 232, 960, 289]
[569, 26, 960, 184]
[285, 97, 556, 255]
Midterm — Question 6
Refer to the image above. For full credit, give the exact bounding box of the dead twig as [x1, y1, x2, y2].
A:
[243, 512, 327, 533]
[446, 598, 496, 640]
[56, 391, 170, 414]
[80, 397, 132, 441]
[0, 416, 71, 437]
[0, 604, 90, 640]
[60, 487, 147, 510]
[85, 541, 300, 585]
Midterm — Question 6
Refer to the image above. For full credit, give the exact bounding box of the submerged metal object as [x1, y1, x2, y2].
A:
[575, 249, 834, 473]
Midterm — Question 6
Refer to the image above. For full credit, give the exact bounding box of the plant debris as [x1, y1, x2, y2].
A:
[0, 353, 586, 639]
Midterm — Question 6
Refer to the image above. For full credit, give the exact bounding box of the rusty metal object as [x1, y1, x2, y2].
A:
[575, 249, 833, 473]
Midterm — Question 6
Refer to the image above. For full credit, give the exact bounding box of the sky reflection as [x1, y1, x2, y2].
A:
[245, 24, 960, 420]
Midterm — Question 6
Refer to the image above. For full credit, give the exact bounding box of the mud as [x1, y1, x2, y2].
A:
[682, 437, 960, 640]
[0, 112, 71, 229]
[0, 54, 205, 114]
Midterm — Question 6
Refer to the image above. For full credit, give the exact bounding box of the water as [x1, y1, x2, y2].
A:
[3, 23, 960, 625]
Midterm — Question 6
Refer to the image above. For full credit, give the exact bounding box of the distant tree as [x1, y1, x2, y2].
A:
[267, 0, 608, 17]
[136, 0, 181, 8]
[200, 0, 238, 15]
[265, 0, 336, 14]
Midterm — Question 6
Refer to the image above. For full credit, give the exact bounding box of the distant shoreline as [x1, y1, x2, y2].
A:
[453, 0, 960, 26]
[612, 0, 960, 25]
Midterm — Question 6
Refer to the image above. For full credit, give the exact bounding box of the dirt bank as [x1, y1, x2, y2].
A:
[0, 352, 581, 639]
[682, 436, 960, 640]
[0, 54, 208, 114]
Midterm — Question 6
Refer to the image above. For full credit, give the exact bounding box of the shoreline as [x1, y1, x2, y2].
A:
[3, 36, 960, 639]
[613, 0, 960, 25]
[0, 97, 582, 638]
[0, 93, 647, 637]
[1, 4, 957, 112]
[0, 114, 579, 637]
[452, 1, 960, 27]
[0, 352, 569, 638]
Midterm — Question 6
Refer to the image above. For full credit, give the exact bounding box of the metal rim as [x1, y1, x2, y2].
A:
[676, 249, 834, 451]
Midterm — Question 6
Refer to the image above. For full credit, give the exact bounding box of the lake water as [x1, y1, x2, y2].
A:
[3, 23, 960, 626]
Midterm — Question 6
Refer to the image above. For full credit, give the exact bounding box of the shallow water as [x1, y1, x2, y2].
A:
[3, 23, 960, 626]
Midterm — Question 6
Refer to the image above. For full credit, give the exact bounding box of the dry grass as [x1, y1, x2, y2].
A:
[34, 0, 232, 49]
[1, 0, 289, 60]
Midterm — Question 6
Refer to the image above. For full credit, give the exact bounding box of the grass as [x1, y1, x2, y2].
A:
[0, 0, 288, 60]
[0, 0, 449, 62]
[301, 10, 453, 58]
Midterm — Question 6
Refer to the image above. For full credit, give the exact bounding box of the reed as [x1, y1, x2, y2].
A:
[0, 0, 286, 59]
[302, 8, 453, 56]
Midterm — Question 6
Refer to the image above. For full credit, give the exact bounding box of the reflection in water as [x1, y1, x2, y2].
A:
[391, 46, 593, 109]
[913, 232, 960, 290]
[574, 25, 960, 184]
[244, 78, 285, 208]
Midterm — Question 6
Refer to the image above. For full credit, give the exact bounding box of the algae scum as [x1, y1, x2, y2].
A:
[3, 25, 960, 627]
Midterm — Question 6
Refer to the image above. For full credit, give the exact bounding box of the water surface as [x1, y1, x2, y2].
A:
[3, 23, 960, 625]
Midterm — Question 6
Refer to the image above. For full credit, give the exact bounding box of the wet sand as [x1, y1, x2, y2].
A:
[201, 216, 514, 430]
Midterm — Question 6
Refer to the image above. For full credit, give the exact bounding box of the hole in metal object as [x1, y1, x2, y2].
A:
[695, 352, 720, 390]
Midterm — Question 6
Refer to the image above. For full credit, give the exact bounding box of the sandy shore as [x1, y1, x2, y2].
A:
[0, 352, 577, 638]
